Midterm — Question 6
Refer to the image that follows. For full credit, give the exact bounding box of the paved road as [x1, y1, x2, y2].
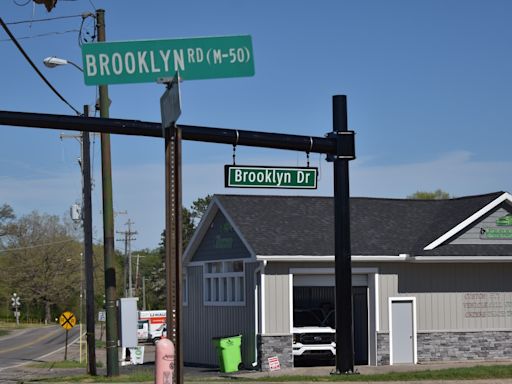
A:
[0, 324, 80, 372]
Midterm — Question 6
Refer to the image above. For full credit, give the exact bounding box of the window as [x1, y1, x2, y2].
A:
[204, 260, 245, 306]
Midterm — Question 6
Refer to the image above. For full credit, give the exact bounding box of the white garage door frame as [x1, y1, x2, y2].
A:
[289, 267, 379, 366]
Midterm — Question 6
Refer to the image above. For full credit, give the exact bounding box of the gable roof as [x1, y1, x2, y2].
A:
[212, 191, 512, 258]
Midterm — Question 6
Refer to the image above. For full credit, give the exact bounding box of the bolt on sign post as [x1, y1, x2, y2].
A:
[160, 74, 183, 384]
[59, 311, 77, 361]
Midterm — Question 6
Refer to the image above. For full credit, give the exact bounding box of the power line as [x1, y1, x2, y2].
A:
[0, 17, 81, 115]
[87, 0, 97, 11]
[0, 29, 79, 42]
[0, 238, 75, 252]
[5, 13, 85, 25]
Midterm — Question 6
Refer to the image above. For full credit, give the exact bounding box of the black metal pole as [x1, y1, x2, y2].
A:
[82, 106, 97, 375]
[0, 110, 342, 155]
[64, 329, 69, 361]
[331, 95, 355, 374]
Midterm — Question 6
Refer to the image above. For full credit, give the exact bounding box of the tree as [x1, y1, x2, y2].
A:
[0, 204, 15, 316]
[0, 212, 81, 323]
[190, 195, 213, 224]
[408, 189, 452, 200]
[0, 204, 15, 238]
[142, 195, 214, 309]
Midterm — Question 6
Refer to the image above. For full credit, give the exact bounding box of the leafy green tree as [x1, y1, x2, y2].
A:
[0, 212, 81, 323]
[190, 195, 213, 223]
[0, 204, 15, 239]
[0, 204, 15, 316]
[408, 189, 452, 200]
[142, 195, 214, 309]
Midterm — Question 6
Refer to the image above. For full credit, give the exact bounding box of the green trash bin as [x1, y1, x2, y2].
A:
[212, 334, 242, 373]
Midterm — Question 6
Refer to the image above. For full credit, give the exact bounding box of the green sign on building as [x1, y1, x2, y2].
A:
[481, 228, 512, 240]
[225, 165, 318, 189]
[81, 35, 254, 85]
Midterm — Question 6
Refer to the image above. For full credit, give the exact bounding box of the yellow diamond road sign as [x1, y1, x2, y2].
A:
[59, 311, 76, 330]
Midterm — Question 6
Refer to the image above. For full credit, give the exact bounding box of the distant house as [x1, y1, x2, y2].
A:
[183, 192, 512, 369]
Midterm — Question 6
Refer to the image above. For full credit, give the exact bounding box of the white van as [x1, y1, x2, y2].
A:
[150, 323, 167, 344]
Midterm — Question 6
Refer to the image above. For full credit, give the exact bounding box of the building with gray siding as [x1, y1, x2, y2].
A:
[183, 191, 512, 369]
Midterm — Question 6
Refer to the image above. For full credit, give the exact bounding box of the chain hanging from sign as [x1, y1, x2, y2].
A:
[306, 137, 313, 167]
[232, 130, 239, 165]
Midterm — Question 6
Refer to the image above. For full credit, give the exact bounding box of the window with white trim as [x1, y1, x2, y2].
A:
[203, 260, 245, 305]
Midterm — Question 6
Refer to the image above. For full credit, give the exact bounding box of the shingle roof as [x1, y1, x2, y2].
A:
[215, 192, 510, 257]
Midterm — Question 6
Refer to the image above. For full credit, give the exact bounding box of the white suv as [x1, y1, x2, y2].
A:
[292, 309, 336, 360]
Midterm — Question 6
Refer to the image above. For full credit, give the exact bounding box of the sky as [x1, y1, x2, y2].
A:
[1, 0, 511, 250]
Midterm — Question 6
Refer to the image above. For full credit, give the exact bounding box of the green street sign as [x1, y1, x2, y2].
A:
[225, 165, 318, 189]
[81, 35, 254, 85]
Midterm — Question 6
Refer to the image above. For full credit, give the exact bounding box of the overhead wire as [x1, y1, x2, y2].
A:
[0, 17, 81, 115]
[0, 238, 76, 252]
[77, 12, 95, 46]
[5, 14, 85, 25]
[0, 29, 79, 42]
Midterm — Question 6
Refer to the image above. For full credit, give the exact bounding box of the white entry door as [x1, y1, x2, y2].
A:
[390, 298, 416, 364]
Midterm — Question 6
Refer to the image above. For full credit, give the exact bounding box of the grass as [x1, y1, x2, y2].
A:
[0, 320, 51, 330]
[27, 364, 512, 383]
[0, 329, 9, 337]
[228, 364, 512, 381]
[32, 360, 87, 369]
[30, 360, 104, 369]
[31, 370, 153, 382]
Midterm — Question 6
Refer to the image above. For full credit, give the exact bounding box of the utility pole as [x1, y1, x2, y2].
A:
[82, 105, 97, 376]
[60, 106, 97, 375]
[134, 253, 145, 291]
[116, 228, 129, 297]
[142, 276, 146, 310]
[96, 8, 119, 377]
[116, 219, 137, 297]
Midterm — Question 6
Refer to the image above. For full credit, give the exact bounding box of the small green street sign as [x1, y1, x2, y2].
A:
[225, 165, 318, 189]
[81, 35, 254, 85]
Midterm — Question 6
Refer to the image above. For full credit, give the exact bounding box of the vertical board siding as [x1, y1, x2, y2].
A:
[264, 262, 291, 334]
[378, 263, 512, 332]
[183, 263, 258, 366]
[193, 212, 252, 261]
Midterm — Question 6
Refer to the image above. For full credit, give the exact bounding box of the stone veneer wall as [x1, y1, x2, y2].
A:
[418, 331, 512, 362]
[377, 332, 390, 365]
[257, 335, 293, 370]
[378, 331, 512, 365]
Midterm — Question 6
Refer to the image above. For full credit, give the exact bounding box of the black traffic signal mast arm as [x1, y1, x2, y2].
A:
[0, 110, 353, 156]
